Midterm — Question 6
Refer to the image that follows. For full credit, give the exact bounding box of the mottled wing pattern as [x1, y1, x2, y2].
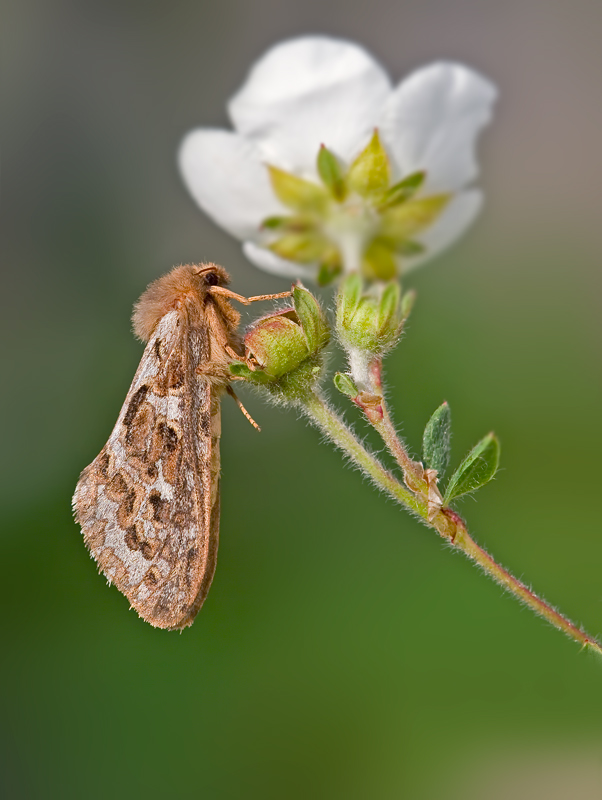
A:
[73, 309, 221, 630]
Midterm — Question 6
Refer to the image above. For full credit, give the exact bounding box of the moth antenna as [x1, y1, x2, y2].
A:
[210, 286, 292, 305]
[227, 386, 261, 431]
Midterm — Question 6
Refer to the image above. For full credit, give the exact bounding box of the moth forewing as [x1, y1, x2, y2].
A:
[73, 264, 241, 630]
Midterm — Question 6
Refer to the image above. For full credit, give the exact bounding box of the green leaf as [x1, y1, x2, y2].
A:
[422, 402, 452, 477]
[444, 433, 500, 505]
[378, 171, 426, 209]
[333, 372, 358, 398]
[267, 166, 330, 214]
[347, 130, 391, 197]
[317, 145, 347, 201]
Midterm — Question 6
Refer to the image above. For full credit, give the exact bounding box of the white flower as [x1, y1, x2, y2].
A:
[179, 36, 497, 283]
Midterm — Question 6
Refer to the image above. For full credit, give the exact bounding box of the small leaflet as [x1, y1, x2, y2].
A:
[443, 432, 500, 505]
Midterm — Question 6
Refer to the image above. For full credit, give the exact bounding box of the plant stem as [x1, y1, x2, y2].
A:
[302, 389, 602, 657]
[453, 518, 601, 652]
[366, 358, 426, 490]
[302, 391, 425, 516]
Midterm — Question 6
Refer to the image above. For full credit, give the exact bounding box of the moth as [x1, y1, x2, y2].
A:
[73, 264, 289, 630]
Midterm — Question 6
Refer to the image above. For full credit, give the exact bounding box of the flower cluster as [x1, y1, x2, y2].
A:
[179, 36, 496, 283]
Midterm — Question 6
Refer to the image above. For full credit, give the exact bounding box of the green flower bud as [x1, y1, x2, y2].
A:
[231, 285, 329, 402]
[336, 274, 404, 356]
[244, 313, 309, 380]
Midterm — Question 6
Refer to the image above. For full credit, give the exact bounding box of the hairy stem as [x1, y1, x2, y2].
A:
[302, 389, 602, 657]
[302, 391, 425, 516]
[367, 359, 425, 489]
[453, 518, 601, 652]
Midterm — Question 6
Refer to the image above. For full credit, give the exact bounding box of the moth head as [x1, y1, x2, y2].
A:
[194, 264, 231, 289]
[132, 263, 233, 341]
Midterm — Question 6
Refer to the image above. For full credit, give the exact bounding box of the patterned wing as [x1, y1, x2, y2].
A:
[73, 310, 221, 630]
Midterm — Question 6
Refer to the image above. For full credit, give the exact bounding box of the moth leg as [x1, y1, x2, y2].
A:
[226, 386, 261, 431]
[224, 344, 260, 372]
[209, 286, 292, 305]
[196, 363, 218, 376]
[196, 347, 257, 378]
[225, 344, 241, 361]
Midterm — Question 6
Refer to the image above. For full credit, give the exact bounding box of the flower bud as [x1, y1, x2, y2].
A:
[244, 313, 309, 380]
[230, 284, 329, 401]
[336, 273, 404, 356]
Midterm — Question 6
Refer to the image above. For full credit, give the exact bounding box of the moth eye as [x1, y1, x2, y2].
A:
[204, 272, 220, 287]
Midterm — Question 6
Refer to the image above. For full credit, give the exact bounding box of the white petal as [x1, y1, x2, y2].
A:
[381, 63, 497, 192]
[405, 189, 483, 272]
[242, 241, 315, 280]
[178, 128, 284, 240]
[229, 36, 392, 176]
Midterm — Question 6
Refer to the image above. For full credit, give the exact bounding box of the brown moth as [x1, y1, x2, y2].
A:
[73, 263, 289, 630]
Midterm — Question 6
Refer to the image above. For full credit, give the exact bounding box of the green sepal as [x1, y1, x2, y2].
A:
[261, 215, 313, 232]
[269, 232, 331, 264]
[347, 130, 391, 197]
[292, 284, 330, 353]
[398, 240, 426, 257]
[378, 171, 426, 209]
[317, 145, 347, 201]
[377, 282, 402, 334]
[362, 238, 398, 281]
[317, 261, 342, 286]
[229, 361, 271, 385]
[400, 289, 416, 321]
[267, 165, 330, 214]
[444, 433, 500, 505]
[333, 372, 358, 398]
[380, 195, 450, 245]
[422, 402, 452, 477]
[337, 273, 363, 322]
[261, 216, 290, 229]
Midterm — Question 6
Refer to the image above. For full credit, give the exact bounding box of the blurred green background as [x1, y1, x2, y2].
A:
[4, 0, 602, 797]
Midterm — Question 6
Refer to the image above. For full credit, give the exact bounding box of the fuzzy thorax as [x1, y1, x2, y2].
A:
[132, 263, 239, 342]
